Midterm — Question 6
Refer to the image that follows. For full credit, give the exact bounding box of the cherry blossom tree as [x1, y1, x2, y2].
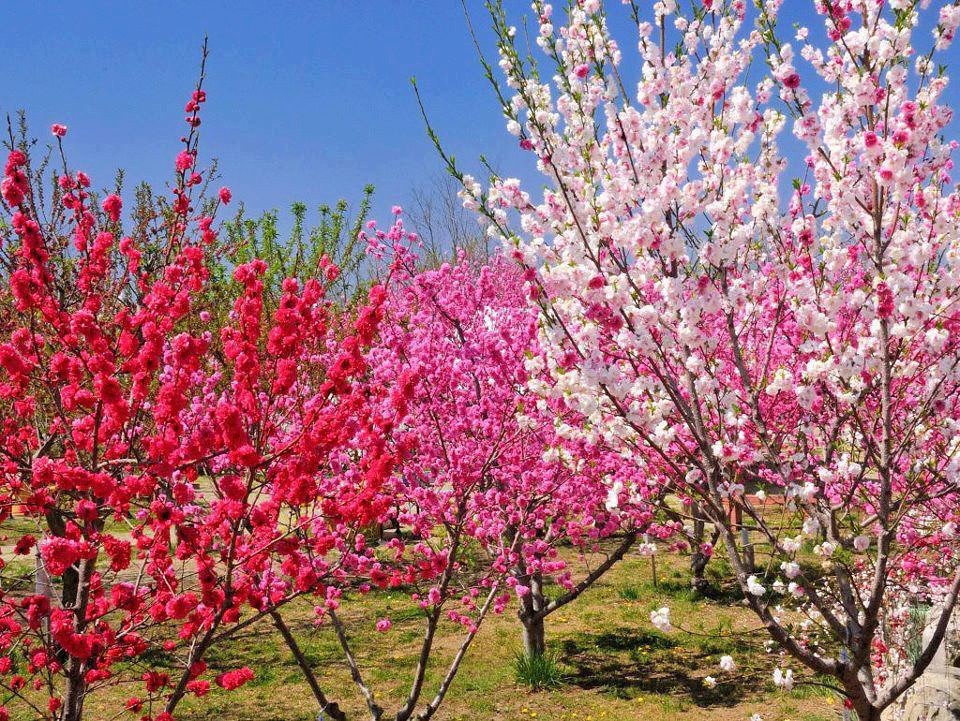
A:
[447, 1, 960, 717]
[0, 68, 228, 721]
[363, 217, 663, 665]
[258, 213, 661, 721]
[0, 60, 401, 721]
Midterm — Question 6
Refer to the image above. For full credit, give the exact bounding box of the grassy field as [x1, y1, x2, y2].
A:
[14, 545, 842, 721]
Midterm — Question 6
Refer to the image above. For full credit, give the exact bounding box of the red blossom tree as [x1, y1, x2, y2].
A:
[0, 58, 402, 721]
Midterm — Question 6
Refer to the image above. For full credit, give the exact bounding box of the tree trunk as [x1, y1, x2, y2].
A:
[61, 565, 79, 610]
[60, 661, 87, 721]
[691, 527, 722, 594]
[689, 501, 709, 592]
[520, 572, 547, 657]
[59, 557, 96, 721]
[851, 699, 881, 721]
[521, 614, 546, 658]
[690, 548, 711, 594]
[730, 504, 754, 574]
[270, 611, 347, 721]
[35, 549, 53, 640]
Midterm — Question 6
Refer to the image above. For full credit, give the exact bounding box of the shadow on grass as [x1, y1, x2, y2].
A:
[621, 572, 747, 606]
[559, 627, 759, 708]
[591, 628, 677, 652]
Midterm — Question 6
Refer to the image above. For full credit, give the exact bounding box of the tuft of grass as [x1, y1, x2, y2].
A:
[513, 650, 565, 690]
[619, 585, 643, 601]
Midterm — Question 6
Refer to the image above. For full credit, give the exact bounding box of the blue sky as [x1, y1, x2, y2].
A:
[2, 2, 957, 231]
[0, 2, 531, 227]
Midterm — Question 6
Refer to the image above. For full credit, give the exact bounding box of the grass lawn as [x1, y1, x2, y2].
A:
[10, 543, 842, 721]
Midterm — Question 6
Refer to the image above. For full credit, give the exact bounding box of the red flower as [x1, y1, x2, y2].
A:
[187, 679, 211, 697]
[215, 667, 254, 690]
[40, 537, 80, 576]
[102, 194, 123, 222]
[142, 671, 170, 693]
[877, 282, 895, 319]
[13, 534, 35, 555]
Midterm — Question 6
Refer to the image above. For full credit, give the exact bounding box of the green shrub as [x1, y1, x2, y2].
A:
[513, 650, 564, 690]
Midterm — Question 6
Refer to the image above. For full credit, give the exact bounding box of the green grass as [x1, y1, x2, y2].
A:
[3, 539, 843, 721]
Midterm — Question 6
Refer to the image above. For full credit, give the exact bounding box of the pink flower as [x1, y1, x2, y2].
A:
[876, 282, 894, 319]
[376, 618, 392, 633]
[102, 194, 122, 222]
[391, 205, 403, 215]
[51, 124, 68, 137]
[175, 150, 194, 172]
[218, 186, 232, 204]
[574, 63, 589, 79]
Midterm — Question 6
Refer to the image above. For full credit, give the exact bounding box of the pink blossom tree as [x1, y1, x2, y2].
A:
[360, 217, 663, 667]
[263, 213, 662, 721]
[446, 1, 960, 717]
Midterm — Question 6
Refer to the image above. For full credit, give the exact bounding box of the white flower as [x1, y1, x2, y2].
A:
[755, 489, 767, 502]
[604, 480, 623, 512]
[781, 561, 801, 579]
[788, 582, 804, 598]
[650, 606, 672, 632]
[703, 675, 717, 689]
[814, 541, 835, 558]
[751, 715, 764, 721]
[637, 542, 658, 556]
[773, 667, 794, 691]
[853, 535, 871, 552]
[765, 367, 793, 396]
[746, 575, 765, 597]
[773, 668, 793, 691]
[801, 516, 820, 536]
[781, 536, 801, 553]
[943, 521, 956, 538]
[727, 482, 745, 497]
[719, 655, 736, 672]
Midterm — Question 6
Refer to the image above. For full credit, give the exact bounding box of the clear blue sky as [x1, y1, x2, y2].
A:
[0, 1, 533, 226]
[2, 2, 957, 229]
